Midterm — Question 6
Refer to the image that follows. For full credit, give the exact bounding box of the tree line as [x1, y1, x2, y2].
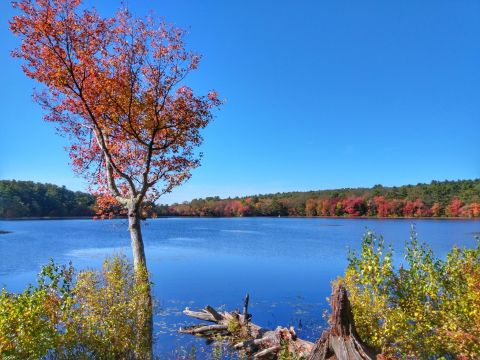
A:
[0, 180, 95, 218]
[160, 179, 480, 218]
[2, 179, 480, 219]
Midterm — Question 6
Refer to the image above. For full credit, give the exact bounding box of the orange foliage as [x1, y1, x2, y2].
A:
[447, 198, 464, 217]
[10, 0, 220, 215]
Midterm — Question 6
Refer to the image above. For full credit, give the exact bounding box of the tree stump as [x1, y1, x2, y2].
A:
[308, 283, 377, 360]
[181, 285, 378, 359]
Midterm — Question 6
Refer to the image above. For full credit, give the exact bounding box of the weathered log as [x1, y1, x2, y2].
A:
[205, 305, 224, 322]
[233, 336, 270, 350]
[181, 286, 378, 359]
[182, 307, 224, 322]
[253, 345, 281, 359]
[180, 294, 314, 358]
[180, 324, 228, 335]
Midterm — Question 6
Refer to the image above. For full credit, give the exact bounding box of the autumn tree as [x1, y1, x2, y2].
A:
[10, 0, 220, 271]
[343, 197, 366, 217]
[431, 202, 442, 217]
[446, 198, 464, 217]
[11, 2, 219, 355]
[374, 196, 390, 217]
[305, 199, 317, 216]
[470, 203, 480, 217]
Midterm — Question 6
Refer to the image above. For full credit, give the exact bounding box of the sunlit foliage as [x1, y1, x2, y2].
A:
[163, 179, 480, 218]
[0, 180, 95, 218]
[344, 229, 480, 358]
[0, 256, 151, 359]
[10, 0, 220, 216]
[2, 179, 479, 219]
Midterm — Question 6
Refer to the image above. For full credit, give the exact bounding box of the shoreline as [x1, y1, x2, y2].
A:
[1, 215, 479, 221]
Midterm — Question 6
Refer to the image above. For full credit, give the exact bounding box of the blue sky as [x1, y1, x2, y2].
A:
[1, 0, 479, 204]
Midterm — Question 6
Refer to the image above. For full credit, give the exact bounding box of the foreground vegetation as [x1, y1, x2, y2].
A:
[0, 257, 151, 359]
[344, 229, 480, 358]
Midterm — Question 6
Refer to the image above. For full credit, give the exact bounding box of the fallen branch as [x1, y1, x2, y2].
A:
[180, 324, 228, 335]
[180, 293, 314, 358]
[181, 286, 379, 359]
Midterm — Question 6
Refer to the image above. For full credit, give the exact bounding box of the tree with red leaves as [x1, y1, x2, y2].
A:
[10, 0, 220, 272]
[10, 2, 219, 353]
[470, 203, 480, 217]
[343, 197, 366, 217]
[446, 198, 463, 217]
[374, 196, 390, 217]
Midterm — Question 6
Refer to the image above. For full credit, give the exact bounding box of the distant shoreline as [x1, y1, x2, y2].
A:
[1, 215, 479, 221]
[0, 216, 97, 221]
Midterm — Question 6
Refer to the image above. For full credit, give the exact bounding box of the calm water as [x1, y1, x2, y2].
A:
[0, 217, 479, 357]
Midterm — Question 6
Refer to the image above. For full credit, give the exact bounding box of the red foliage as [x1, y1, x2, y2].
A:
[10, 0, 220, 215]
[403, 200, 415, 217]
[166, 195, 480, 219]
[470, 203, 480, 217]
[374, 196, 390, 217]
[389, 199, 404, 217]
[343, 197, 366, 217]
[446, 198, 464, 217]
[413, 198, 431, 217]
[223, 200, 249, 217]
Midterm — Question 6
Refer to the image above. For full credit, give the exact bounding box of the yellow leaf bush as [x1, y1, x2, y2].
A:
[344, 228, 480, 358]
[0, 256, 151, 359]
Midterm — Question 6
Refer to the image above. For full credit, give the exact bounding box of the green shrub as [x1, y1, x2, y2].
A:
[344, 228, 480, 358]
[0, 256, 151, 359]
[0, 260, 74, 359]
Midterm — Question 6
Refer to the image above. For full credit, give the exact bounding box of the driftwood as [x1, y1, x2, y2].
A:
[181, 293, 314, 358]
[181, 285, 378, 359]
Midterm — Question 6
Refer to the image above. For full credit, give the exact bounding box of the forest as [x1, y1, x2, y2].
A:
[0, 180, 95, 218]
[161, 179, 480, 218]
[1, 179, 480, 219]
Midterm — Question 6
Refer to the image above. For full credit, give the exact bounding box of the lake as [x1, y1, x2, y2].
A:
[0, 217, 479, 357]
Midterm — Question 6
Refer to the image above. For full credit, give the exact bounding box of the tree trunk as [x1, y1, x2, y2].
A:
[127, 202, 153, 360]
[128, 205, 147, 270]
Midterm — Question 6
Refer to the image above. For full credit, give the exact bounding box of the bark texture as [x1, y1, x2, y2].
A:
[308, 283, 377, 360]
[127, 202, 153, 360]
[128, 203, 147, 270]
